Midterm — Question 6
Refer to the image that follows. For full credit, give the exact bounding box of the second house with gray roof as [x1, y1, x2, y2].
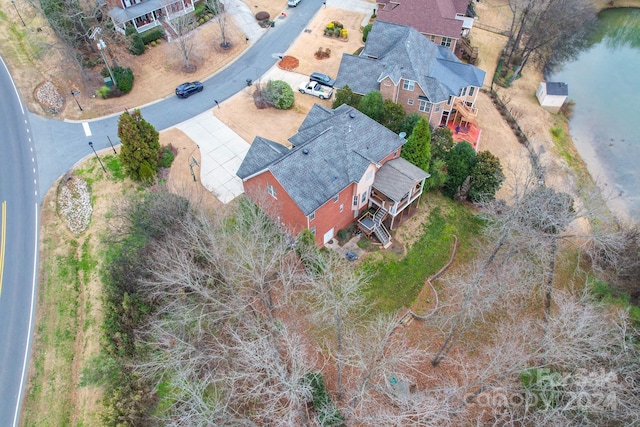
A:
[336, 20, 486, 133]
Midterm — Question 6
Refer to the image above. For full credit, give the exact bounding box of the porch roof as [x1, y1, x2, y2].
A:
[109, 0, 169, 23]
[373, 158, 429, 202]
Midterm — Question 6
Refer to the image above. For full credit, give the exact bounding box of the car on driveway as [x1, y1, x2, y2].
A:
[299, 82, 333, 99]
[288, 0, 302, 6]
[310, 72, 336, 88]
[176, 81, 203, 98]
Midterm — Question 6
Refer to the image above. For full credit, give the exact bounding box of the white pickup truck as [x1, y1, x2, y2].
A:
[299, 82, 333, 99]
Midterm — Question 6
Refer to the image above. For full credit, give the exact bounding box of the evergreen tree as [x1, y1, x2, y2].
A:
[357, 90, 384, 123]
[400, 116, 431, 171]
[118, 109, 161, 182]
[380, 99, 406, 133]
[399, 112, 420, 136]
[332, 85, 361, 109]
[468, 150, 505, 202]
[443, 141, 477, 199]
[431, 126, 455, 161]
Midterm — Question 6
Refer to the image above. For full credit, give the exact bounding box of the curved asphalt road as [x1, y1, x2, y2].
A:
[31, 0, 323, 198]
[0, 1, 322, 425]
[0, 57, 40, 426]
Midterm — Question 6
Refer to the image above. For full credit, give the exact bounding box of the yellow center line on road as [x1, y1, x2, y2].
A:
[0, 200, 6, 296]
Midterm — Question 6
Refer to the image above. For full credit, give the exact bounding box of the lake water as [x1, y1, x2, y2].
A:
[548, 8, 640, 222]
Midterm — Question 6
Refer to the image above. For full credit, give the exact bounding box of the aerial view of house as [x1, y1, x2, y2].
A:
[107, 0, 195, 34]
[375, 0, 475, 54]
[237, 104, 429, 247]
[336, 20, 486, 146]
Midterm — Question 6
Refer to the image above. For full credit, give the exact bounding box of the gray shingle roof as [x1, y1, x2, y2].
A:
[236, 136, 290, 179]
[546, 82, 568, 96]
[373, 158, 430, 202]
[336, 20, 485, 102]
[237, 105, 406, 215]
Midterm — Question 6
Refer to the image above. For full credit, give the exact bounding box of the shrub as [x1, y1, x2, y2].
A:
[138, 160, 155, 182]
[113, 66, 134, 94]
[150, 41, 156, 47]
[263, 80, 294, 110]
[140, 27, 164, 44]
[128, 32, 146, 55]
[96, 85, 111, 99]
[362, 23, 373, 42]
[158, 146, 175, 168]
[305, 373, 345, 426]
[337, 229, 348, 241]
[194, 1, 208, 18]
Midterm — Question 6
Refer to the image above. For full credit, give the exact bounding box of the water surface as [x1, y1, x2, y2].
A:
[549, 8, 640, 221]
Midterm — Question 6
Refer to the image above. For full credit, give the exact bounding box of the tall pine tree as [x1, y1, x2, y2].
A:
[400, 116, 431, 171]
[118, 109, 160, 181]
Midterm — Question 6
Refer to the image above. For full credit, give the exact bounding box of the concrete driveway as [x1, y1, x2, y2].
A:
[175, 111, 248, 204]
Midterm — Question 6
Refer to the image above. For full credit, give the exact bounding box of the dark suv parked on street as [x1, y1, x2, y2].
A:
[175, 81, 204, 98]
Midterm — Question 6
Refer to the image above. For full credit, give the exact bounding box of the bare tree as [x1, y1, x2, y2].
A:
[171, 13, 197, 72]
[205, 0, 231, 49]
[304, 250, 369, 400]
[504, 0, 597, 84]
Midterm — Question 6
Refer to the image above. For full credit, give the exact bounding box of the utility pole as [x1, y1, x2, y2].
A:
[97, 39, 117, 87]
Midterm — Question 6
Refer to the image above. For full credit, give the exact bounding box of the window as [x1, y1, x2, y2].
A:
[435, 104, 441, 112]
[361, 192, 367, 203]
[339, 204, 344, 213]
[441, 37, 452, 48]
[310, 226, 316, 235]
[333, 194, 339, 203]
[267, 183, 277, 198]
[393, 149, 399, 158]
[469, 86, 475, 96]
[460, 87, 467, 96]
[407, 99, 414, 106]
[309, 211, 315, 221]
[353, 195, 358, 206]
[419, 99, 431, 112]
[402, 79, 415, 91]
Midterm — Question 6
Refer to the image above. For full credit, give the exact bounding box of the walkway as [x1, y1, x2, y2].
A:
[175, 111, 247, 203]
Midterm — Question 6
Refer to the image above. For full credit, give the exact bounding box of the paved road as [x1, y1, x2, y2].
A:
[0, 1, 323, 425]
[0, 57, 40, 427]
[31, 0, 323, 200]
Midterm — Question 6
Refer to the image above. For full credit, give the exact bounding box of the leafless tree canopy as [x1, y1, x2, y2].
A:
[505, 0, 597, 81]
[101, 184, 640, 425]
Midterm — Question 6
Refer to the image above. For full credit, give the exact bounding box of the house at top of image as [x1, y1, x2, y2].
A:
[103, 0, 195, 34]
[375, 0, 477, 61]
[336, 20, 486, 148]
[237, 104, 430, 248]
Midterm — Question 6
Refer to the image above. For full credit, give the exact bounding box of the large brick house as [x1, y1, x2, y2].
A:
[105, 0, 195, 34]
[237, 104, 429, 247]
[375, 0, 475, 53]
[336, 20, 485, 134]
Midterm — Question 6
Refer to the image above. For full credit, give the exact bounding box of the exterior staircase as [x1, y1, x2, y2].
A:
[372, 208, 392, 248]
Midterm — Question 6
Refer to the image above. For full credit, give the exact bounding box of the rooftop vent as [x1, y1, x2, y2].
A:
[349, 112, 356, 118]
[399, 132, 407, 139]
[302, 148, 309, 155]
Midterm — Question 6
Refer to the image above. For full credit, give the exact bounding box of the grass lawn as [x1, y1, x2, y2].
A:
[363, 195, 483, 312]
